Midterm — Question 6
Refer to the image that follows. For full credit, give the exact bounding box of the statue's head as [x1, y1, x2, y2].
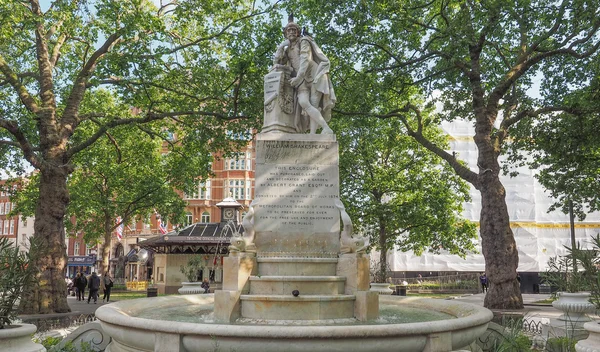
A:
[284, 13, 301, 40]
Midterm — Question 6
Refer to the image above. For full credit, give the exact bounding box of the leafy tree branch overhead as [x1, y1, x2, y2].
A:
[290, 0, 600, 309]
[0, 0, 280, 314]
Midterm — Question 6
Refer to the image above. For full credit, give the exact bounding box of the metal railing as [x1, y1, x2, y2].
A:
[23, 313, 97, 334]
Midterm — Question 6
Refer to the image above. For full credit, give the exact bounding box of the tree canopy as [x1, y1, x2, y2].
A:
[0, 0, 280, 314]
[335, 116, 477, 282]
[289, 0, 600, 309]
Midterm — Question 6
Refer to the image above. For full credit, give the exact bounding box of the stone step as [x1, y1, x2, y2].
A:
[239, 294, 355, 320]
[249, 276, 346, 295]
[256, 257, 338, 276]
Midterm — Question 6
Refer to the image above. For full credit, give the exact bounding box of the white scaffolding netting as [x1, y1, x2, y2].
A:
[389, 119, 600, 273]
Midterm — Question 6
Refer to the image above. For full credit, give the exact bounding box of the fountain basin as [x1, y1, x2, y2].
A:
[96, 294, 492, 352]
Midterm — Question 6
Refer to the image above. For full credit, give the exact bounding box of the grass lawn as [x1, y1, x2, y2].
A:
[109, 291, 173, 300]
[532, 298, 555, 304]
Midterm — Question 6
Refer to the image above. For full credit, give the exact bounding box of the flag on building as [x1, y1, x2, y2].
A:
[156, 211, 167, 235]
[116, 216, 124, 241]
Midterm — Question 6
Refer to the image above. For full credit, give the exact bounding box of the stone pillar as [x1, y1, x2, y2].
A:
[337, 253, 379, 321]
[214, 252, 256, 323]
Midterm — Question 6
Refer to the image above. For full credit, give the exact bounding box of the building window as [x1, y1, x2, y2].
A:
[186, 212, 193, 226]
[9, 220, 14, 235]
[226, 129, 253, 141]
[0, 203, 4, 215]
[225, 152, 252, 171]
[3, 220, 8, 235]
[74, 242, 80, 255]
[0, 220, 3, 234]
[86, 244, 94, 256]
[201, 211, 210, 223]
[185, 180, 211, 200]
[199, 181, 210, 199]
[5, 202, 10, 214]
[184, 183, 199, 199]
[228, 179, 246, 200]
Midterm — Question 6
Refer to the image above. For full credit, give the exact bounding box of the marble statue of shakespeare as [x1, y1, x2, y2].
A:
[272, 21, 336, 134]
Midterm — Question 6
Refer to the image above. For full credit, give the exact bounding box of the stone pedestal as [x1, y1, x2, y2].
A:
[337, 253, 370, 294]
[214, 253, 256, 323]
[262, 66, 296, 133]
[215, 132, 379, 323]
[254, 133, 340, 256]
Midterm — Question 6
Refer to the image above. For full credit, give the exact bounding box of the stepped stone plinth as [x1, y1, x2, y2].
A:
[214, 133, 378, 323]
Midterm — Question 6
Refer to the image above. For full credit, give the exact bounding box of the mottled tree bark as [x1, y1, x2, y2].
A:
[99, 215, 112, 275]
[474, 115, 523, 310]
[378, 221, 387, 283]
[20, 163, 71, 314]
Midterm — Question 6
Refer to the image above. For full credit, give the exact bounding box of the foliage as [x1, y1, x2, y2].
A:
[0, 0, 281, 313]
[0, 237, 37, 328]
[38, 336, 62, 349]
[509, 85, 600, 220]
[545, 337, 577, 352]
[334, 116, 477, 283]
[39, 336, 95, 352]
[288, 0, 600, 308]
[541, 249, 590, 294]
[481, 317, 532, 352]
[574, 234, 600, 309]
[180, 256, 204, 282]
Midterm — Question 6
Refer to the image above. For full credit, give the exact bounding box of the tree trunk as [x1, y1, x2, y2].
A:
[480, 177, 523, 309]
[378, 221, 387, 283]
[474, 116, 524, 310]
[19, 164, 71, 314]
[100, 215, 112, 275]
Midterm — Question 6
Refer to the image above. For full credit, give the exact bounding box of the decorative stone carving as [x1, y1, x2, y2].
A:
[57, 321, 111, 352]
[576, 321, 600, 352]
[178, 282, 205, 295]
[552, 292, 595, 322]
[228, 199, 258, 254]
[262, 67, 297, 133]
[334, 199, 368, 254]
[0, 323, 45, 352]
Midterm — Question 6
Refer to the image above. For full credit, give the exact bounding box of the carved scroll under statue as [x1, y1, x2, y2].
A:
[334, 199, 368, 254]
[228, 199, 258, 254]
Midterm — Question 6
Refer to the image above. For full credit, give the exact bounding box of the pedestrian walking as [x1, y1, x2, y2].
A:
[87, 272, 101, 304]
[75, 272, 87, 301]
[102, 272, 114, 302]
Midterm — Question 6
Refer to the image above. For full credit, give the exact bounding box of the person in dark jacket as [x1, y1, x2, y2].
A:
[76, 272, 87, 301]
[87, 272, 101, 304]
[102, 272, 114, 302]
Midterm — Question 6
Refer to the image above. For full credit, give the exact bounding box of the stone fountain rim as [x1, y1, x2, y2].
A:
[95, 294, 493, 338]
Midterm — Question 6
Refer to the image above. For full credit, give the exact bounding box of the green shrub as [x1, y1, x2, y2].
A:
[0, 237, 37, 328]
[546, 336, 576, 352]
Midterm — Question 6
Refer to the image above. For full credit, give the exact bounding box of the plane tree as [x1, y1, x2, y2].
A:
[0, 0, 277, 314]
[334, 115, 477, 283]
[509, 81, 600, 220]
[292, 0, 600, 308]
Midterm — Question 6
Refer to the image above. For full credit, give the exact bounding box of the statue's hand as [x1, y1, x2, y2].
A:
[289, 76, 303, 88]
